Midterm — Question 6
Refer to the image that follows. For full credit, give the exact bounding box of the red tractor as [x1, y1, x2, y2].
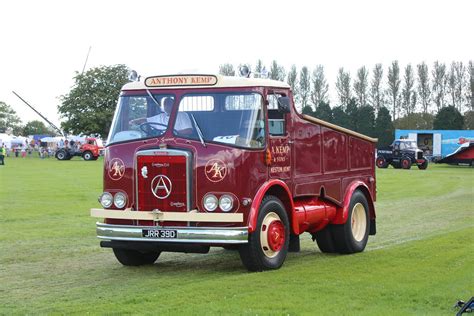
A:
[55, 137, 104, 161]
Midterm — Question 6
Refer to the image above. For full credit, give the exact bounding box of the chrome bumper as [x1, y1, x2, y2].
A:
[96, 222, 248, 244]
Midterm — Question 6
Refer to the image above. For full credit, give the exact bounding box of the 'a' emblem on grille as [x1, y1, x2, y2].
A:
[151, 175, 172, 199]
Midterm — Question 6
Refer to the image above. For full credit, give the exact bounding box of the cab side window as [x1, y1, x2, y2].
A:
[267, 93, 286, 136]
[393, 141, 400, 150]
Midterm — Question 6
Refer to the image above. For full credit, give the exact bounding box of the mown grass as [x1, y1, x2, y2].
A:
[0, 156, 473, 315]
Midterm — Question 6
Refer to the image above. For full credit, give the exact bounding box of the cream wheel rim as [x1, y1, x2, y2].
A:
[260, 212, 285, 258]
[351, 203, 367, 242]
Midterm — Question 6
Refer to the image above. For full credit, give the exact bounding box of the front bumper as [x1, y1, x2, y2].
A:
[96, 222, 248, 244]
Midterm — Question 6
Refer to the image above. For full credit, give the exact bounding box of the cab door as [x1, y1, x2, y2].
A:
[266, 90, 292, 180]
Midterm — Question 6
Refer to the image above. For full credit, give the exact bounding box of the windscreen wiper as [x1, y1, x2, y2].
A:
[190, 113, 206, 147]
[146, 89, 160, 106]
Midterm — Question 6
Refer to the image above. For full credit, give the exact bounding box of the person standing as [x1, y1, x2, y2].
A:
[0, 144, 6, 165]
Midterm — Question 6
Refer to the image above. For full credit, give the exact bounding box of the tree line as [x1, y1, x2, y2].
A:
[219, 60, 474, 146]
[1, 62, 472, 147]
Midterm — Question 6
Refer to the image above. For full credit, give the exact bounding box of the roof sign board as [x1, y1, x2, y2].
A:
[145, 75, 218, 88]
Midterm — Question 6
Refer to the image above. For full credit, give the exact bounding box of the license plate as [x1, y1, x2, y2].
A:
[142, 229, 177, 239]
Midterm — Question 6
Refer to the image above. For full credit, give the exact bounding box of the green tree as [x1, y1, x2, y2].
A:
[345, 98, 358, 131]
[314, 101, 333, 122]
[432, 61, 448, 112]
[394, 113, 434, 130]
[463, 110, 474, 129]
[401, 64, 416, 115]
[336, 68, 351, 109]
[417, 62, 431, 113]
[302, 105, 313, 115]
[354, 66, 369, 107]
[356, 105, 375, 137]
[287, 65, 298, 103]
[387, 60, 401, 120]
[269, 60, 285, 81]
[0, 101, 22, 134]
[370, 63, 384, 112]
[58, 64, 129, 137]
[374, 106, 394, 147]
[310, 65, 329, 108]
[299, 66, 311, 110]
[219, 63, 235, 76]
[433, 106, 463, 130]
[22, 120, 52, 136]
[332, 106, 350, 128]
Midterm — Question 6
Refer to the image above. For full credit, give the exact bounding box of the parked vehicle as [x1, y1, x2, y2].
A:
[376, 139, 428, 170]
[55, 137, 103, 161]
[90, 73, 378, 271]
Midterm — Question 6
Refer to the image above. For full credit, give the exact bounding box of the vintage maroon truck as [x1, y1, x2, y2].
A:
[90, 74, 377, 271]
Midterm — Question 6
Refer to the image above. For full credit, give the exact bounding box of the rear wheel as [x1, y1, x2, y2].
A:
[401, 158, 412, 169]
[376, 156, 389, 168]
[332, 190, 370, 254]
[313, 225, 337, 253]
[112, 248, 160, 266]
[83, 151, 93, 161]
[239, 196, 289, 271]
[56, 150, 68, 160]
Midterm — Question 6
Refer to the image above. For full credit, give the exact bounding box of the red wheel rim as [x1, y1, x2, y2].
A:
[403, 160, 409, 168]
[267, 220, 285, 252]
[376, 158, 383, 167]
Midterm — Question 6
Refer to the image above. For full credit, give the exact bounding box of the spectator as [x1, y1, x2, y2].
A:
[0, 144, 5, 165]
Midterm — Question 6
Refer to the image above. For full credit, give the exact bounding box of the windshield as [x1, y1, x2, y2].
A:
[175, 92, 265, 148]
[107, 92, 265, 149]
[401, 141, 417, 149]
[108, 93, 175, 144]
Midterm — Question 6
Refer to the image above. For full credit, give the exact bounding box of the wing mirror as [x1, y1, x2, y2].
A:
[277, 96, 291, 113]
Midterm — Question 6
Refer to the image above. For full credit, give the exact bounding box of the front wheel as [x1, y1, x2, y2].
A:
[112, 248, 160, 266]
[239, 196, 289, 271]
[332, 190, 370, 254]
[417, 160, 428, 170]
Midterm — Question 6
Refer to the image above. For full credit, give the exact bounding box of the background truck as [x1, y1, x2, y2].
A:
[55, 137, 103, 161]
[90, 73, 377, 271]
[376, 139, 429, 170]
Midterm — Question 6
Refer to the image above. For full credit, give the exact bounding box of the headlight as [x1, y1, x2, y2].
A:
[100, 192, 113, 208]
[113, 192, 127, 209]
[203, 194, 218, 212]
[219, 195, 233, 212]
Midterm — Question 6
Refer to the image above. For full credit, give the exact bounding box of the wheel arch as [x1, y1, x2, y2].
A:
[247, 179, 295, 234]
[331, 181, 375, 225]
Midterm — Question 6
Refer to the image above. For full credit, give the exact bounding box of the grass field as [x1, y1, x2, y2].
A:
[0, 156, 473, 315]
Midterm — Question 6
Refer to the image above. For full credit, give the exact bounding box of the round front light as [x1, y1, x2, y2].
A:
[219, 195, 233, 212]
[100, 192, 113, 208]
[203, 194, 218, 212]
[114, 192, 127, 209]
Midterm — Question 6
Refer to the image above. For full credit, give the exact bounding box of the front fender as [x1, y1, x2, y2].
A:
[247, 179, 295, 233]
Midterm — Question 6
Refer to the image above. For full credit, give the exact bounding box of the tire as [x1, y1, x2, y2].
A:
[332, 190, 370, 254]
[112, 248, 160, 266]
[417, 159, 428, 170]
[56, 150, 68, 161]
[376, 156, 389, 168]
[313, 225, 337, 253]
[83, 151, 93, 161]
[239, 196, 289, 271]
[401, 158, 411, 169]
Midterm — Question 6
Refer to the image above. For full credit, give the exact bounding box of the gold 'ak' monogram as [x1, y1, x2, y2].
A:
[112, 161, 124, 177]
[109, 158, 125, 180]
[205, 159, 227, 182]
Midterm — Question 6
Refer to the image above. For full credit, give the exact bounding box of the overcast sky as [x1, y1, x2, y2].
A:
[0, 0, 472, 126]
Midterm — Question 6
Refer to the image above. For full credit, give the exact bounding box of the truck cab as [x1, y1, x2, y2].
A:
[91, 74, 377, 271]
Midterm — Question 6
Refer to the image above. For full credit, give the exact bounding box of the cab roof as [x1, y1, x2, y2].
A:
[122, 74, 290, 91]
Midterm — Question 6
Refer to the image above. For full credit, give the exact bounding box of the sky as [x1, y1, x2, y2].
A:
[0, 0, 472, 127]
